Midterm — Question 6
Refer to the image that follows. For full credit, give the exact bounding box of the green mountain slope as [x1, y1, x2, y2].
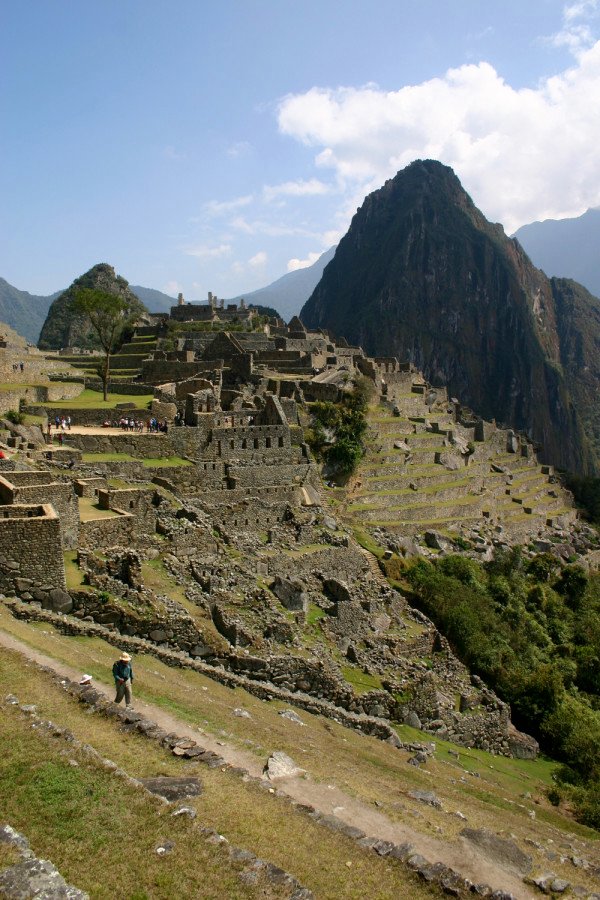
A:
[0, 279, 61, 343]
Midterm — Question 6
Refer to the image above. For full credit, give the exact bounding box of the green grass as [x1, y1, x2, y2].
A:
[341, 665, 384, 694]
[352, 527, 384, 558]
[0, 699, 280, 899]
[63, 551, 91, 591]
[141, 456, 193, 468]
[78, 498, 121, 521]
[0, 643, 447, 898]
[81, 452, 137, 462]
[306, 603, 326, 626]
[43, 389, 153, 409]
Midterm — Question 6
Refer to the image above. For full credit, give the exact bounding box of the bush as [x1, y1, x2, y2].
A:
[308, 378, 373, 475]
[573, 781, 600, 829]
[4, 409, 24, 425]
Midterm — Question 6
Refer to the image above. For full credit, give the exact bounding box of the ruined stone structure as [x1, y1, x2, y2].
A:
[169, 291, 255, 326]
[4, 303, 597, 761]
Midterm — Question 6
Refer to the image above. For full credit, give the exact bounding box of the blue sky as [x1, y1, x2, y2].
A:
[2, 1, 599, 299]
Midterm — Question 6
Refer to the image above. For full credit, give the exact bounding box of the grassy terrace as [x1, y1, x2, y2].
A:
[78, 497, 121, 521]
[1, 648, 437, 900]
[79, 453, 192, 468]
[43, 389, 152, 408]
[1, 605, 597, 896]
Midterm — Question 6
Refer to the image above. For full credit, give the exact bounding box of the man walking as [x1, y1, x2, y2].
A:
[112, 651, 134, 707]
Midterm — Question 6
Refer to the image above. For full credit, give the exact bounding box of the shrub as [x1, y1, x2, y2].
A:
[5, 409, 24, 425]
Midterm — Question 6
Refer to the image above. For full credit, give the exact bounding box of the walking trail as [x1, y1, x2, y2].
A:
[0, 627, 534, 899]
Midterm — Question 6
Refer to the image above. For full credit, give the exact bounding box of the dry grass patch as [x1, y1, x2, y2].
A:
[0, 705, 275, 900]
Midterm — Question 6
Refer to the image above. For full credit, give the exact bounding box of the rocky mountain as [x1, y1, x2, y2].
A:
[515, 207, 600, 297]
[0, 279, 62, 344]
[301, 159, 599, 475]
[38, 263, 147, 351]
[230, 246, 335, 322]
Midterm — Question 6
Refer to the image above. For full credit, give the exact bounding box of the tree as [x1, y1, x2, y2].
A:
[72, 288, 139, 400]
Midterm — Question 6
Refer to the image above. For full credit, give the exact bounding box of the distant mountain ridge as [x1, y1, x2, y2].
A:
[229, 247, 336, 321]
[0, 279, 62, 343]
[301, 160, 600, 475]
[514, 208, 600, 298]
[0, 252, 332, 344]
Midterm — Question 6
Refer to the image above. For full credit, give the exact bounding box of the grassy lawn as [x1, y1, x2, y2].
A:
[43, 389, 153, 409]
[78, 497, 121, 521]
[142, 456, 193, 468]
[341, 665, 384, 694]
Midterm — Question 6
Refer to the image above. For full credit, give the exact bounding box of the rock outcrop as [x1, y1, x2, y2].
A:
[38, 263, 147, 351]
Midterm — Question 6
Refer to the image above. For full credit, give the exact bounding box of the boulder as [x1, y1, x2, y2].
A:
[271, 576, 308, 613]
[322, 578, 352, 603]
[140, 776, 203, 801]
[0, 857, 89, 900]
[460, 828, 532, 875]
[48, 589, 73, 614]
[264, 751, 306, 780]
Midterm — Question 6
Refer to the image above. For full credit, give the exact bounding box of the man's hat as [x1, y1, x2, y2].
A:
[119, 652, 132, 662]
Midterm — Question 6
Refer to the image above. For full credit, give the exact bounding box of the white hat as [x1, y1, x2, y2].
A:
[119, 652, 132, 662]
[79, 674, 93, 685]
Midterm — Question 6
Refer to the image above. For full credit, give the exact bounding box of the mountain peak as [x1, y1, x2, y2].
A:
[301, 159, 597, 474]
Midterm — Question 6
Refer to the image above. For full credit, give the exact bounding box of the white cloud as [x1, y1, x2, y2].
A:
[565, 0, 597, 22]
[287, 251, 322, 272]
[249, 250, 268, 268]
[184, 243, 232, 260]
[546, 0, 598, 54]
[163, 280, 182, 295]
[263, 178, 331, 202]
[203, 195, 253, 216]
[276, 41, 600, 233]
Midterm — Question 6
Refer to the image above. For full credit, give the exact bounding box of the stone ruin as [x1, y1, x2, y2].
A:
[2, 306, 596, 759]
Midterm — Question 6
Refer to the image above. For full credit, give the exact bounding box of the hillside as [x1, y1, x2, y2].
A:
[37, 263, 147, 350]
[301, 160, 599, 476]
[230, 246, 336, 322]
[0, 278, 61, 343]
[130, 284, 176, 313]
[515, 208, 600, 298]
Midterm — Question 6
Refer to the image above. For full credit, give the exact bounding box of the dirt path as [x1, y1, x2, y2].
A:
[0, 628, 534, 899]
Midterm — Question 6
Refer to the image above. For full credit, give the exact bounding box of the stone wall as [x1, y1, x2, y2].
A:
[24, 406, 151, 426]
[0, 474, 79, 549]
[0, 504, 66, 592]
[78, 511, 137, 550]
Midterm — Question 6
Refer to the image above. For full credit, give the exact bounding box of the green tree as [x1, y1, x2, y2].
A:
[73, 288, 140, 400]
